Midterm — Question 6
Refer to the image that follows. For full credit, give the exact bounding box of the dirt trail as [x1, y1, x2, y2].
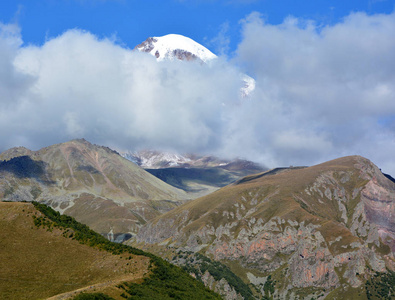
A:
[46, 272, 146, 300]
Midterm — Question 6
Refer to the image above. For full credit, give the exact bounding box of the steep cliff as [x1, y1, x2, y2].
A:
[135, 156, 395, 299]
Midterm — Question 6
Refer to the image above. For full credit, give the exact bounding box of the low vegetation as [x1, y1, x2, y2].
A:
[262, 275, 275, 300]
[175, 252, 254, 299]
[365, 270, 395, 300]
[32, 202, 221, 300]
[33, 201, 145, 256]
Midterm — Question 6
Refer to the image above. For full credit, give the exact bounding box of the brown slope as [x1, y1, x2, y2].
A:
[0, 139, 188, 240]
[0, 202, 150, 300]
[135, 155, 395, 299]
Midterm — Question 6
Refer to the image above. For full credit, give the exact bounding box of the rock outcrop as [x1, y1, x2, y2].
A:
[135, 155, 395, 299]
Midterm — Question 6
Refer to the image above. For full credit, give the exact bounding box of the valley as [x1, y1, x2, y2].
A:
[1, 140, 394, 299]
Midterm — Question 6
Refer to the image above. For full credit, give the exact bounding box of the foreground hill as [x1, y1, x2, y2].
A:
[135, 155, 395, 299]
[0, 201, 220, 300]
[0, 139, 188, 241]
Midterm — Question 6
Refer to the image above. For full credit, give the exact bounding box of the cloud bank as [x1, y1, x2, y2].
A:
[234, 12, 395, 172]
[1, 11, 395, 174]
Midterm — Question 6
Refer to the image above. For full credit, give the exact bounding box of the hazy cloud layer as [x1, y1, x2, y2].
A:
[1, 11, 395, 174]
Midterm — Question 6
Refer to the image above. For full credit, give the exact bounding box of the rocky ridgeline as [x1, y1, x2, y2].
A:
[136, 156, 395, 299]
[0, 139, 188, 241]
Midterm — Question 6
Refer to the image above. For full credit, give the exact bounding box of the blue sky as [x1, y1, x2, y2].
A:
[1, 0, 394, 53]
[1, 0, 395, 174]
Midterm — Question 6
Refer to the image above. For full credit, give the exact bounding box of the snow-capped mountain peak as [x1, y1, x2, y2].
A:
[135, 33, 255, 97]
[121, 150, 192, 169]
[135, 34, 217, 63]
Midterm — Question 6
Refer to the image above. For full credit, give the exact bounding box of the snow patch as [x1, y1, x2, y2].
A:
[136, 34, 217, 63]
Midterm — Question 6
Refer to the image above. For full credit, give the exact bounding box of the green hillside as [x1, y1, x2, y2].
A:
[0, 201, 221, 300]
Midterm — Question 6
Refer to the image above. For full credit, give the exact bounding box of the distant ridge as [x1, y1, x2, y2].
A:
[234, 166, 307, 185]
[0, 139, 189, 241]
[384, 172, 395, 183]
[121, 149, 266, 197]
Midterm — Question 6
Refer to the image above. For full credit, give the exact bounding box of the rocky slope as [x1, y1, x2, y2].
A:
[0, 139, 189, 241]
[134, 155, 395, 299]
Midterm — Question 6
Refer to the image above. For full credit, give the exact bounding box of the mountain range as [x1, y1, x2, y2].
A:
[0, 34, 394, 300]
[0, 139, 189, 242]
[121, 149, 266, 197]
[133, 155, 395, 299]
[0, 139, 263, 243]
[1, 139, 395, 299]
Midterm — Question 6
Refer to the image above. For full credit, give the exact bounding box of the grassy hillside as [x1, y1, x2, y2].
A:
[0, 201, 221, 300]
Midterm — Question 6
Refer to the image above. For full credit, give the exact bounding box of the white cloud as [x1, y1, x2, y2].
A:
[2, 27, 241, 154]
[1, 10, 395, 175]
[234, 11, 395, 173]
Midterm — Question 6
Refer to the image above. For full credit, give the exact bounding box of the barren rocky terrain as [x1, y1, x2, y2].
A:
[134, 156, 395, 299]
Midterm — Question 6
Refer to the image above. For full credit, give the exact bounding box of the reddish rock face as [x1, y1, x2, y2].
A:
[136, 156, 395, 298]
[362, 179, 395, 252]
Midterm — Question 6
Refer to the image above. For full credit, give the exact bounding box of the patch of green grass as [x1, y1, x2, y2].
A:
[325, 285, 366, 300]
[118, 258, 221, 300]
[181, 252, 254, 300]
[365, 270, 395, 299]
[291, 286, 327, 300]
[374, 241, 391, 257]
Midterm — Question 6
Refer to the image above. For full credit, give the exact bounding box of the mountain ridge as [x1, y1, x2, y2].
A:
[0, 139, 189, 241]
[121, 149, 266, 198]
[133, 155, 395, 299]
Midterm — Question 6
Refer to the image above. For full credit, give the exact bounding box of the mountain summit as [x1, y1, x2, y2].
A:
[135, 34, 255, 97]
[135, 34, 217, 63]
